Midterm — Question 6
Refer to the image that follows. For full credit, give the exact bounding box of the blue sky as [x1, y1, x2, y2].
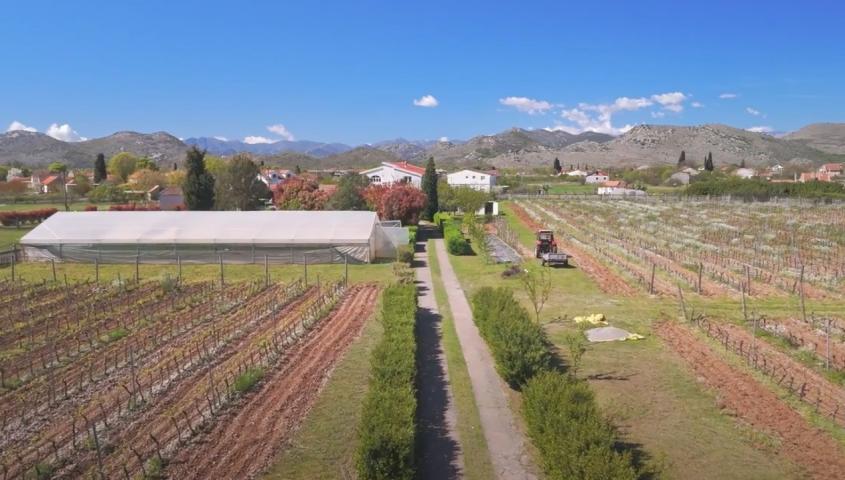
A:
[1, 0, 843, 145]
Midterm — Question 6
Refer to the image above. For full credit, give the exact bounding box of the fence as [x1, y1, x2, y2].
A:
[501, 193, 845, 205]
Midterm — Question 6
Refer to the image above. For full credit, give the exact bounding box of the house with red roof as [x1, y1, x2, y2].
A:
[360, 161, 426, 188]
[819, 163, 844, 178]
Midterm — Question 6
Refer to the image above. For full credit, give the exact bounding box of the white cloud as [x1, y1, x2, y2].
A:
[544, 91, 687, 135]
[46, 123, 86, 142]
[243, 135, 276, 144]
[439, 136, 449, 142]
[746, 107, 762, 116]
[746, 126, 773, 133]
[413, 94, 439, 107]
[499, 96, 553, 114]
[691, 101, 704, 108]
[213, 136, 228, 141]
[650, 92, 688, 112]
[6, 120, 37, 132]
[266, 124, 295, 141]
[719, 93, 738, 99]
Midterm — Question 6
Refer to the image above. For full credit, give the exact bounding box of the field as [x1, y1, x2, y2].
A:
[0, 275, 379, 479]
[446, 198, 845, 479]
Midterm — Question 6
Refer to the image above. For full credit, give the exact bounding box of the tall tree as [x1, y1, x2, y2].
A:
[739, 158, 746, 168]
[214, 154, 269, 210]
[328, 172, 368, 210]
[553, 157, 562, 174]
[108, 152, 138, 183]
[94, 153, 107, 183]
[677, 150, 686, 167]
[421, 157, 438, 220]
[182, 147, 215, 210]
[294, 165, 302, 175]
[704, 152, 714, 172]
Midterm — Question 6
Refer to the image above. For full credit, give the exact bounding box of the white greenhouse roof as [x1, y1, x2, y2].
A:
[21, 211, 379, 245]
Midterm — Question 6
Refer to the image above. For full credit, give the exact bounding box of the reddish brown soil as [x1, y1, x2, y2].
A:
[762, 316, 845, 370]
[656, 321, 845, 479]
[509, 203, 637, 296]
[165, 284, 379, 480]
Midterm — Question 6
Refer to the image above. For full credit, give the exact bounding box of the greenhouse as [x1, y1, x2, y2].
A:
[20, 210, 406, 264]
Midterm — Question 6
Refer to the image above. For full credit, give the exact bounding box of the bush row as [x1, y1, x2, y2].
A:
[0, 208, 58, 226]
[108, 203, 161, 211]
[471, 287, 551, 388]
[470, 287, 639, 479]
[356, 283, 418, 480]
[435, 213, 471, 255]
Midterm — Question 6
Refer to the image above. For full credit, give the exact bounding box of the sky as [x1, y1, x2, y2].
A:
[1, 0, 844, 145]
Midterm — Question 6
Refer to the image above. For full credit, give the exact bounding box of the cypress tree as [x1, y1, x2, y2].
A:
[421, 157, 438, 220]
[93, 153, 107, 183]
[704, 152, 714, 171]
[740, 158, 746, 168]
[553, 157, 562, 174]
[182, 146, 215, 210]
[678, 150, 686, 167]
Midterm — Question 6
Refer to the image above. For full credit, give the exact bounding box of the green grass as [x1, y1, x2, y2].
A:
[544, 183, 597, 195]
[0, 227, 29, 249]
[263, 298, 383, 480]
[233, 367, 265, 393]
[427, 239, 495, 480]
[6, 262, 394, 286]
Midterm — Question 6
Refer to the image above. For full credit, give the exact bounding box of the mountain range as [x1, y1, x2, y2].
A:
[2, 123, 844, 171]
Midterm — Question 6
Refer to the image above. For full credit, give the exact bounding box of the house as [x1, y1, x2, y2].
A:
[800, 172, 833, 183]
[734, 168, 757, 179]
[7, 167, 24, 180]
[598, 186, 646, 196]
[601, 180, 627, 188]
[41, 175, 62, 194]
[258, 169, 295, 187]
[446, 169, 497, 192]
[585, 171, 609, 184]
[819, 163, 844, 178]
[565, 169, 588, 177]
[770, 164, 784, 175]
[158, 187, 185, 210]
[360, 161, 425, 187]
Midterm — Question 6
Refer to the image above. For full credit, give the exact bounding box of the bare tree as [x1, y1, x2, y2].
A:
[519, 267, 553, 323]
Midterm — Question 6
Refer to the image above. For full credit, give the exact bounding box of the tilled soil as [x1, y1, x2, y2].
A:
[165, 284, 379, 480]
[656, 321, 845, 480]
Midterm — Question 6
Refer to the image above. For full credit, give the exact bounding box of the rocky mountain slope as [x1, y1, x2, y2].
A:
[784, 123, 845, 155]
[184, 137, 351, 158]
[0, 130, 187, 168]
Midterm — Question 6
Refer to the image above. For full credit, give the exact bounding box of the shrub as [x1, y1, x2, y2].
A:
[407, 225, 417, 244]
[396, 245, 414, 266]
[357, 284, 417, 480]
[0, 208, 58, 226]
[443, 219, 471, 255]
[470, 287, 551, 388]
[523, 371, 637, 480]
[233, 367, 265, 393]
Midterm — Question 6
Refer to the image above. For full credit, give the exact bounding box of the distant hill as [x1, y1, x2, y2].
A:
[184, 137, 352, 158]
[784, 123, 845, 155]
[0, 130, 188, 168]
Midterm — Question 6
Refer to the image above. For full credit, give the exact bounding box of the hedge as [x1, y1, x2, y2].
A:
[523, 371, 638, 480]
[470, 287, 551, 388]
[470, 287, 640, 479]
[356, 283, 418, 480]
[0, 208, 58, 226]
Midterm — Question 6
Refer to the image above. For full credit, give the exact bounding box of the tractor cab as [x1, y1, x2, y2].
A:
[534, 229, 558, 258]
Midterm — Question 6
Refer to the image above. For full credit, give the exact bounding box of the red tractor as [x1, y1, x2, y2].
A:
[534, 229, 568, 266]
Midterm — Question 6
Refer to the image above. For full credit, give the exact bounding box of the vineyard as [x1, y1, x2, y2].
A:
[0, 277, 379, 479]
[512, 198, 844, 299]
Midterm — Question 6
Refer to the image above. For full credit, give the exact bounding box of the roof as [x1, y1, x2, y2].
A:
[588, 171, 608, 177]
[21, 211, 380, 246]
[447, 169, 495, 177]
[602, 180, 625, 188]
[821, 163, 844, 171]
[42, 175, 60, 185]
[160, 187, 183, 196]
[362, 161, 425, 177]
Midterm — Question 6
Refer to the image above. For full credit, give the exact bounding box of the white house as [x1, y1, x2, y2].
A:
[585, 171, 609, 184]
[565, 169, 588, 177]
[446, 169, 497, 192]
[360, 161, 425, 188]
[258, 169, 294, 187]
[734, 168, 757, 179]
[819, 163, 844, 178]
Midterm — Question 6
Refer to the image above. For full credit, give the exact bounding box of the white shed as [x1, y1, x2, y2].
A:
[446, 169, 497, 192]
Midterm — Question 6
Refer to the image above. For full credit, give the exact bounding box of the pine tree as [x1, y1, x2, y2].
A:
[93, 153, 107, 184]
[553, 157, 562, 174]
[678, 150, 686, 167]
[182, 146, 215, 210]
[421, 157, 438, 220]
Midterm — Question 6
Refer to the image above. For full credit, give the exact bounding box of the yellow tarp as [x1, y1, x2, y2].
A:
[573, 313, 607, 325]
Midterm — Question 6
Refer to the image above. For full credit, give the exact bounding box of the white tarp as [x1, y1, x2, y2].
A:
[21, 210, 386, 263]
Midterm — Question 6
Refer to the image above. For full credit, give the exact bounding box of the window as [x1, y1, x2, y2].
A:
[370, 175, 381, 183]
[402, 176, 412, 183]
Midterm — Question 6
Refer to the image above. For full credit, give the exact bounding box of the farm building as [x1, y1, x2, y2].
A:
[20, 210, 406, 264]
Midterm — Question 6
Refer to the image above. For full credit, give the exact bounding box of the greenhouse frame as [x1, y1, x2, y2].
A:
[20, 210, 406, 264]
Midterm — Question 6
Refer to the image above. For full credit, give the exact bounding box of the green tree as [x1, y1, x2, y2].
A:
[740, 158, 746, 168]
[0, 166, 8, 182]
[135, 157, 159, 171]
[108, 152, 138, 183]
[48, 162, 67, 174]
[328, 172, 368, 210]
[94, 153, 107, 183]
[421, 157, 438, 220]
[294, 164, 302, 175]
[182, 146, 215, 210]
[213, 154, 269, 210]
[71, 174, 92, 196]
[553, 157, 562, 174]
[677, 150, 686, 167]
[704, 152, 714, 172]
[204, 155, 228, 179]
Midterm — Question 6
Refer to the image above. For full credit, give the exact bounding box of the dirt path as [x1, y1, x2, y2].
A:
[414, 240, 464, 479]
[433, 239, 537, 480]
[166, 284, 379, 480]
[656, 321, 845, 480]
